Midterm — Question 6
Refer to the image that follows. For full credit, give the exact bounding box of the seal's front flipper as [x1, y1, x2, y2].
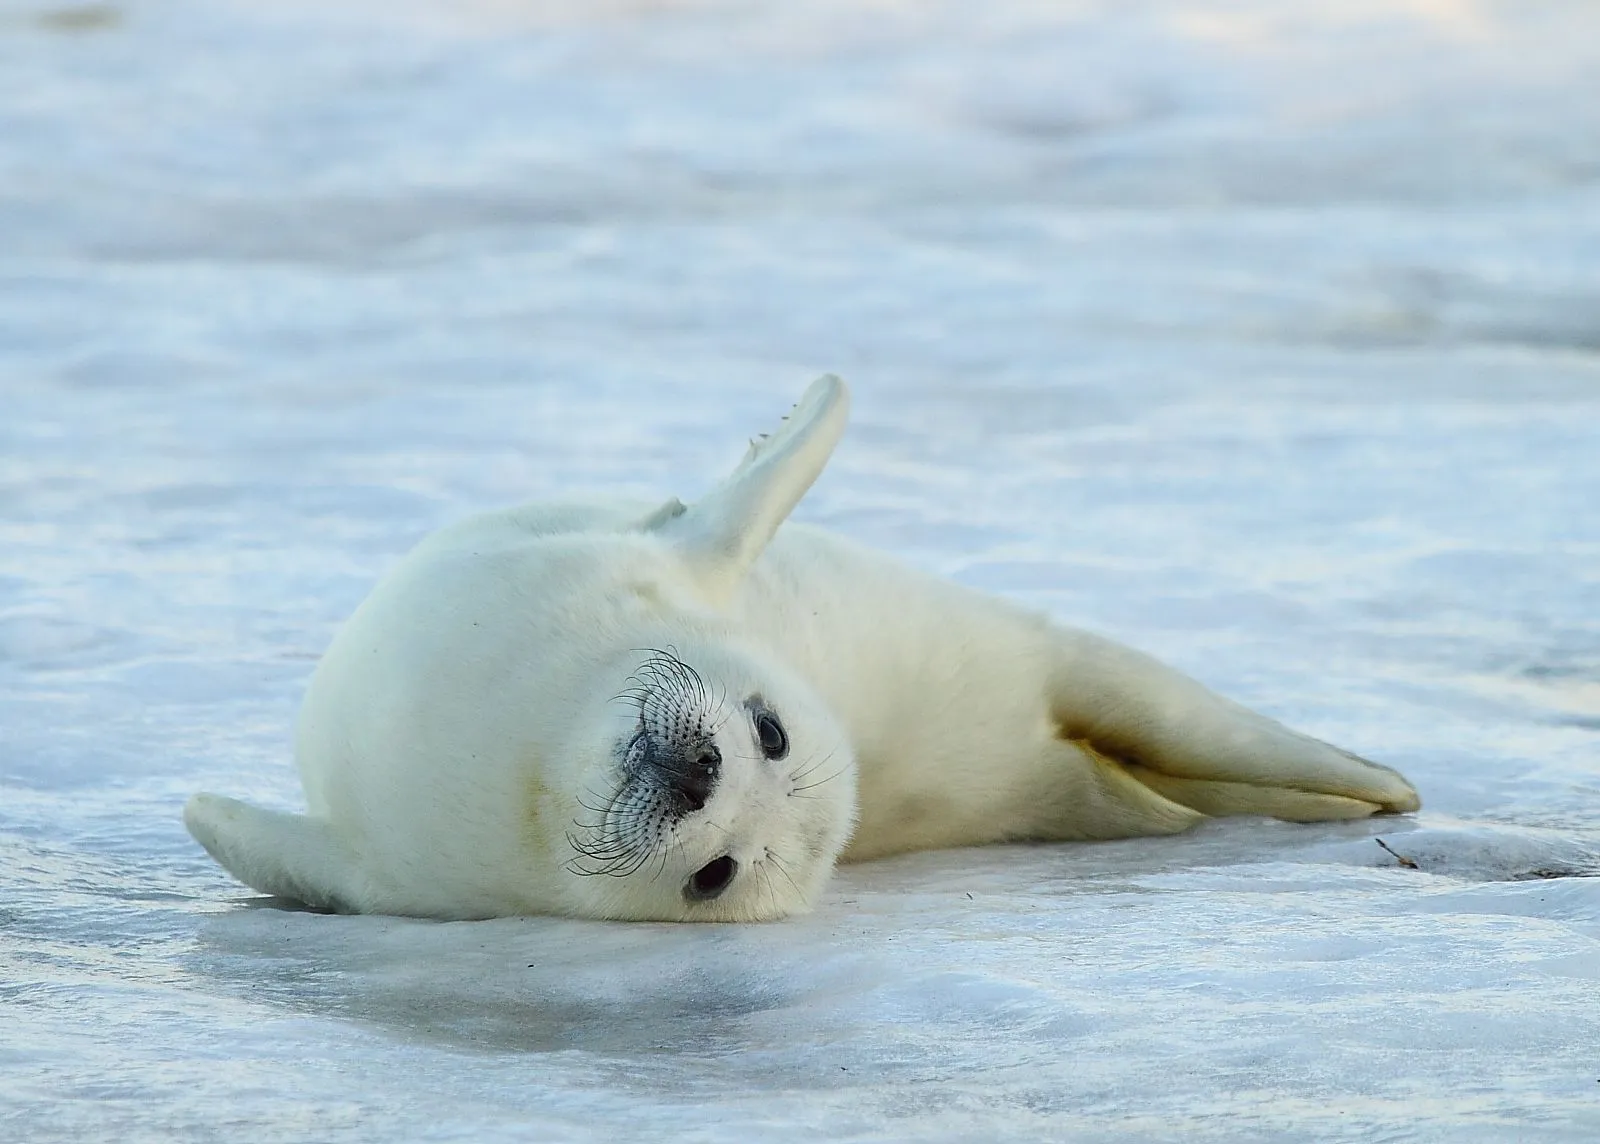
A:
[1047, 628, 1419, 822]
[184, 793, 366, 911]
[660, 374, 850, 602]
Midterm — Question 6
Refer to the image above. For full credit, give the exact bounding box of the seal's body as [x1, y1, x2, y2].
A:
[186, 376, 1418, 921]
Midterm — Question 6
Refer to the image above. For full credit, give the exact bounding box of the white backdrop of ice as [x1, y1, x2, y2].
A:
[3, 1, 1599, 1140]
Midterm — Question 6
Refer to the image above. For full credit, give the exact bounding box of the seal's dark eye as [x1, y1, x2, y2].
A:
[754, 711, 789, 760]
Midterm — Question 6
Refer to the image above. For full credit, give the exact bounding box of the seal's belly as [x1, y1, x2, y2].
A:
[841, 734, 1137, 861]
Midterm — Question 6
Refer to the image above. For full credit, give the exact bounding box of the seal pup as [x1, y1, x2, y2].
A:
[185, 375, 1419, 921]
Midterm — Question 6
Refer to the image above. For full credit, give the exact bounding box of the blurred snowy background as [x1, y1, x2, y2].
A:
[3, 1, 1599, 1140]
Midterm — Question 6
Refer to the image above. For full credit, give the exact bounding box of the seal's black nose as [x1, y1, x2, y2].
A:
[673, 745, 720, 813]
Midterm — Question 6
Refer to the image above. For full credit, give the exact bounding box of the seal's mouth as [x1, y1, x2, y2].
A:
[685, 855, 738, 901]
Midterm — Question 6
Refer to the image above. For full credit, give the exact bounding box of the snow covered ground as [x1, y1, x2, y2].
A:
[4, 1, 1600, 1139]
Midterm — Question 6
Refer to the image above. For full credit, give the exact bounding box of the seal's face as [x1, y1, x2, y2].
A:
[559, 643, 856, 922]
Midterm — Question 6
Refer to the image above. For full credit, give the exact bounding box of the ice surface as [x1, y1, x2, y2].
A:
[3, 1, 1600, 1140]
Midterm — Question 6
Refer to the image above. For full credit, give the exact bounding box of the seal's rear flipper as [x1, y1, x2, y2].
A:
[1121, 768, 1384, 821]
[660, 374, 850, 602]
[1048, 628, 1419, 822]
[184, 793, 366, 912]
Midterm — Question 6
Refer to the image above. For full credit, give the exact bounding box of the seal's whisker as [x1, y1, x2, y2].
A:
[763, 865, 780, 918]
[708, 710, 734, 738]
[791, 765, 848, 794]
[766, 849, 803, 897]
[651, 824, 681, 884]
[787, 748, 839, 786]
[787, 752, 843, 799]
[575, 794, 618, 818]
[634, 647, 708, 710]
[567, 772, 675, 878]
[755, 861, 777, 918]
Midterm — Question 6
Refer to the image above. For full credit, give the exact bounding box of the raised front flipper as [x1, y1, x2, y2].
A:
[1048, 628, 1420, 822]
[184, 793, 369, 912]
[654, 373, 850, 604]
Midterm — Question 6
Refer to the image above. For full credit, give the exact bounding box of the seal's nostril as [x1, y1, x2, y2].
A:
[676, 746, 720, 813]
[684, 855, 738, 902]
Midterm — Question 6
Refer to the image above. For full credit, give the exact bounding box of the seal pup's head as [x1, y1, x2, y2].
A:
[550, 638, 854, 921]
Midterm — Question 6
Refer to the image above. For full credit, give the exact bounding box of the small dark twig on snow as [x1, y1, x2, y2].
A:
[1375, 837, 1419, 870]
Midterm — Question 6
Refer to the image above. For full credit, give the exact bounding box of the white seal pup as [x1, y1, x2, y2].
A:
[185, 375, 1419, 921]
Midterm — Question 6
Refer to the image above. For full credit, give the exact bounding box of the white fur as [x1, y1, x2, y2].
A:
[186, 375, 1419, 921]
